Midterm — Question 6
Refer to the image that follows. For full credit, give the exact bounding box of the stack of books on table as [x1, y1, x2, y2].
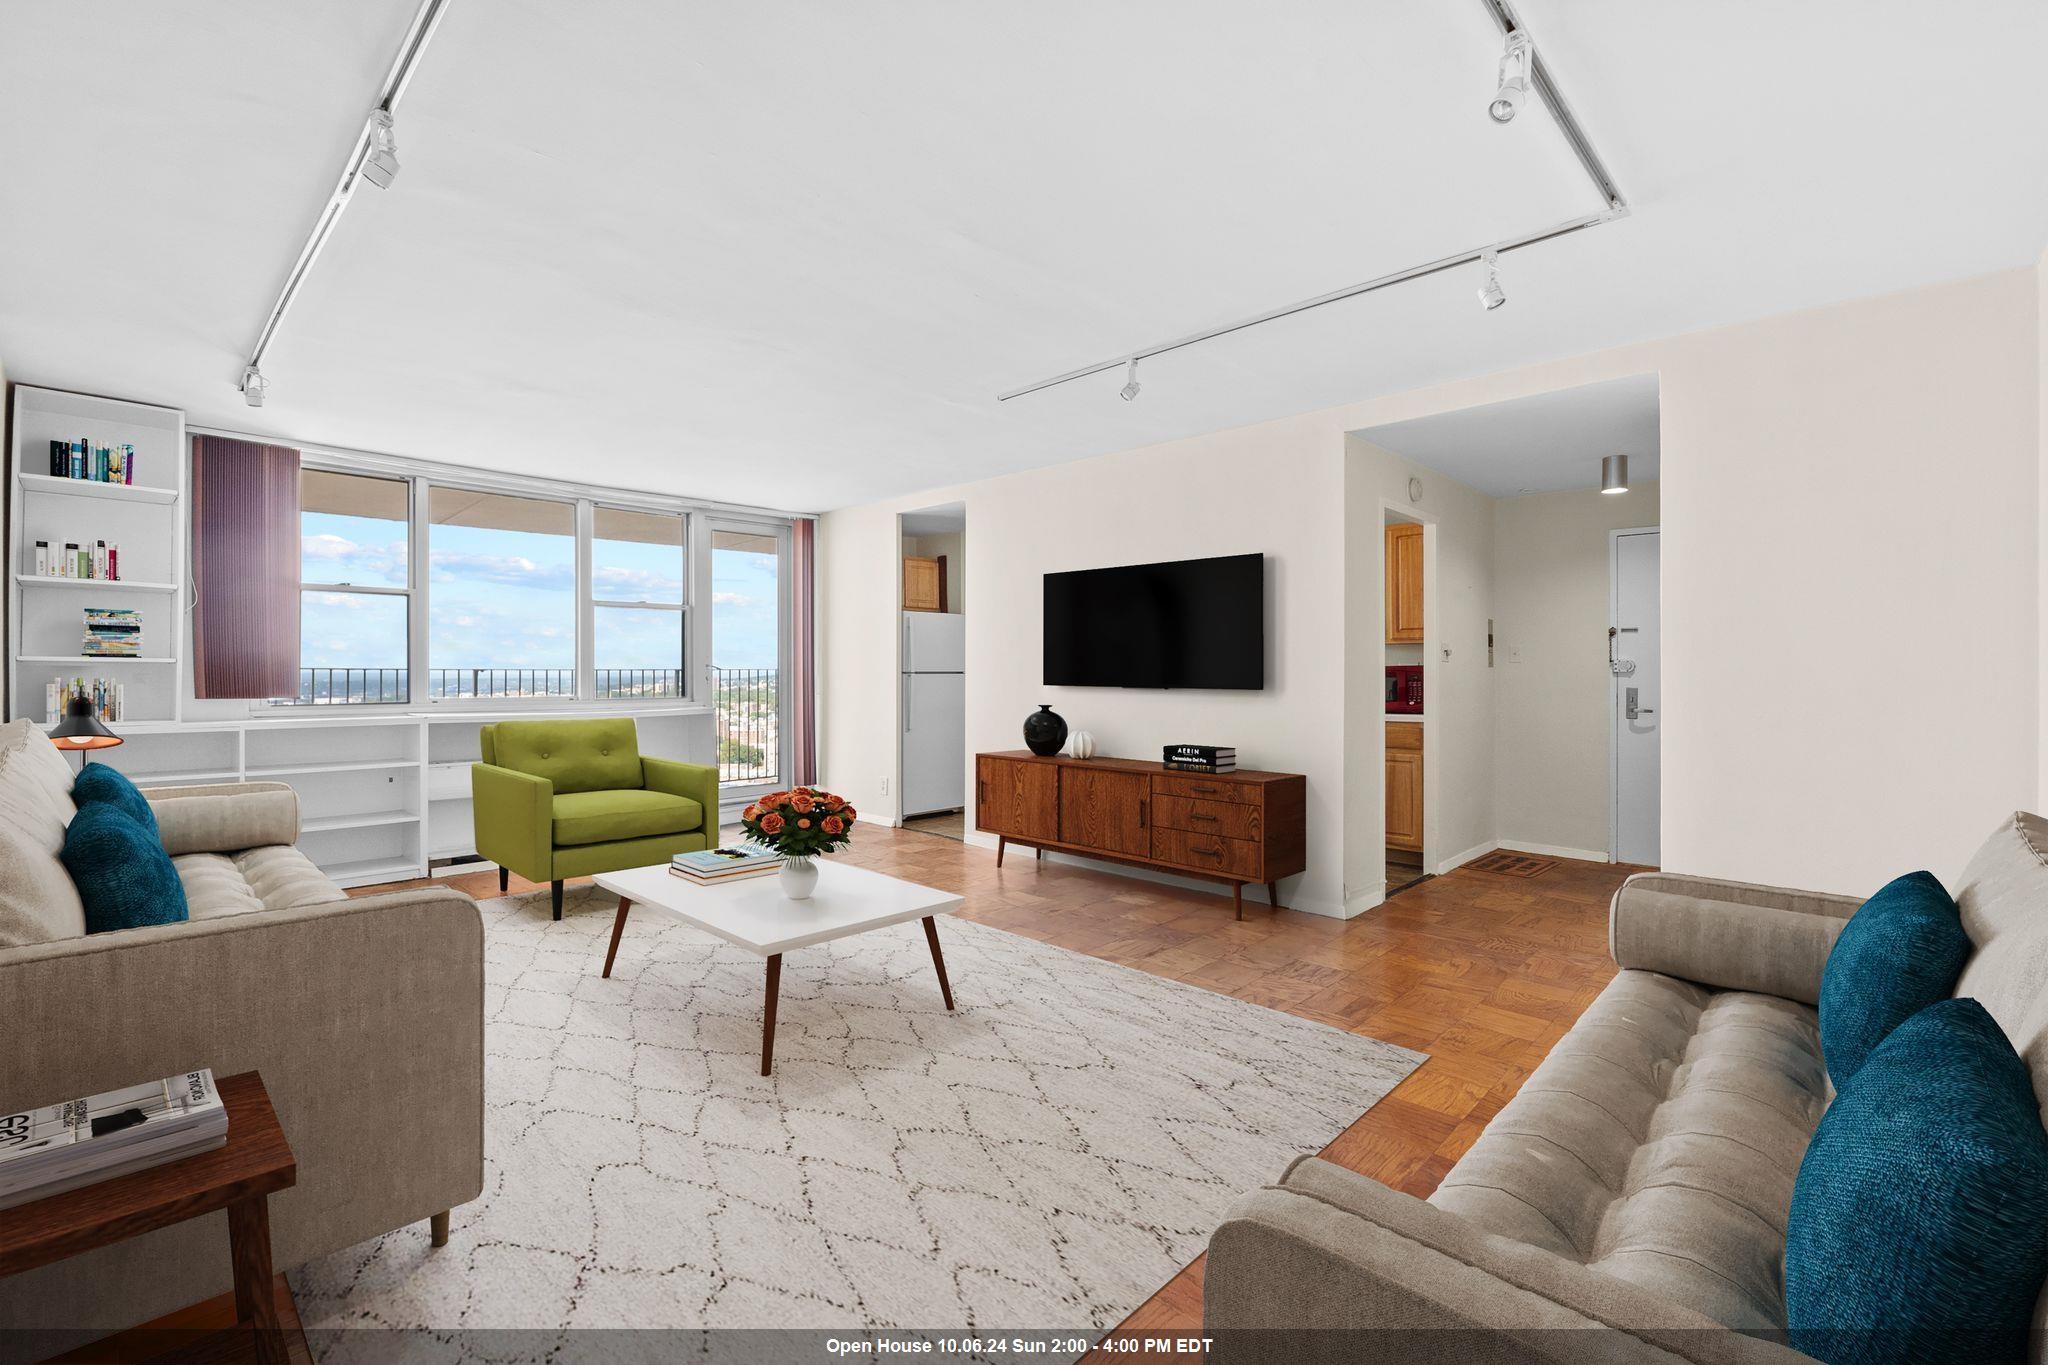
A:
[1163, 744, 1236, 774]
[670, 847, 782, 885]
[0, 1069, 228, 1210]
[81, 607, 142, 658]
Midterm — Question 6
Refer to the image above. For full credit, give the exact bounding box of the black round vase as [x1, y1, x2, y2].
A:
[1022, 704, 1068, 756]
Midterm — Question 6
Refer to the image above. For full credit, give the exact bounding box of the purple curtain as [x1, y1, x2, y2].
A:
[192, 435, 301, 699]
[788, 518, 818, 785]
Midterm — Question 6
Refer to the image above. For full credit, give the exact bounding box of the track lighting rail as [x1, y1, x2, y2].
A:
[237, 0, 452, 405]
[998, 0, 1630, 403]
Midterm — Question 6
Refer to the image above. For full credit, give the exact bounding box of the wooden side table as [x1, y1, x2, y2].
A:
[1, 1071, 306, 1365]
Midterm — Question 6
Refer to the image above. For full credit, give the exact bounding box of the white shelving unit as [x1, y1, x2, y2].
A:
[7, 386, 187, 726]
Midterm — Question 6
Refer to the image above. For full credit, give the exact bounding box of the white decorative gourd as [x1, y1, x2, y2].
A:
[1069, 730, 1096, 759]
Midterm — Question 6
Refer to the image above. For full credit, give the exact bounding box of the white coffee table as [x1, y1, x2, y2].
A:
[592, 859, 965, 1074]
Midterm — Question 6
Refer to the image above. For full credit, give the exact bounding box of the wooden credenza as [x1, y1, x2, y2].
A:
[974, 750, 1306, 919]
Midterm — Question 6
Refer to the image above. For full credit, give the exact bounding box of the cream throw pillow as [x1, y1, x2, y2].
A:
[0, 719, 86, 944]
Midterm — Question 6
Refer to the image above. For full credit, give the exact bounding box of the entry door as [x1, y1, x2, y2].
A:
[1611, 530, 1660, 866]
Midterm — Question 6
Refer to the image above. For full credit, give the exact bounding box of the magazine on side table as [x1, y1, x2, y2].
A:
[0, 1068, 229, 1209]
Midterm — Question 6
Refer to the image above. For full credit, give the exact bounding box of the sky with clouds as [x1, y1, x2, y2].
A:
[300, 511, 780, 684]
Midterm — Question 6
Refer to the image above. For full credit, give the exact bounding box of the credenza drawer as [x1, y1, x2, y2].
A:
[1151, 772, 1257, 805]
[1153, 794, 1263, 841]
[1153, 828, 1263, 879]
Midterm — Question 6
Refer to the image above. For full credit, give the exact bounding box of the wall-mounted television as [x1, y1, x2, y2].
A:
[1043, 552, 1264, 690]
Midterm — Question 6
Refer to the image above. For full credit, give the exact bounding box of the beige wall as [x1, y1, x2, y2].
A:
[824, 266, 2041, 913]
[1492, 483, 1662, 861]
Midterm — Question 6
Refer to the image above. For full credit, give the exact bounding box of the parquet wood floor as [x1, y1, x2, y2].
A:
[352, 825, 1640, 1352]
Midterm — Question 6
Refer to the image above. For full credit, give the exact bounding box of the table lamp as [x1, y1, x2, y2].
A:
[48, 694, 123, 765]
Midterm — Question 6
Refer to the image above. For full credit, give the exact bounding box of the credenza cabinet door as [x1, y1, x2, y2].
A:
[1058, 767, 1149, 856]
[976, 756, 1059, 841]
[1385, 522, 1424, 644]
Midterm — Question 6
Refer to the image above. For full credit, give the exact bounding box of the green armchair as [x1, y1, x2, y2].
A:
[472, 717, 720, 919]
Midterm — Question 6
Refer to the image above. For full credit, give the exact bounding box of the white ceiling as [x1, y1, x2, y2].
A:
[1357, 373, 1658, 497]
[3, 3, 2045, 513]
[900, 503, 967, 537]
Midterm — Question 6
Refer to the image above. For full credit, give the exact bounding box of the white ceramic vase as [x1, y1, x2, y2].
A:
[780, 855, 818, 900]
[1069, 730, 1096, 759]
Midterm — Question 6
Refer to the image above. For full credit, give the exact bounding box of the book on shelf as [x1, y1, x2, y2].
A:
[82, 606, 142, 657]
[670, 846, 783, 883]
[0, 1068, 228, 1210]
[43, 438, 136, 485]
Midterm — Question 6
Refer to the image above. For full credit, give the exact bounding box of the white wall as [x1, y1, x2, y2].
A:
[823, 267, 2041, 910]
[1493, 483, 1662, 861]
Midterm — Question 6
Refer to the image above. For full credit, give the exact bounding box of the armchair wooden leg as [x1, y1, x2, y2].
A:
[551, 880, 564, 920]
[498, 867, 509, 895]
[429, 1210, 450, 1247]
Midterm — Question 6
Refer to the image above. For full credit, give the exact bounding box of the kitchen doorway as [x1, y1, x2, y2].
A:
[899, 503, 966, 841]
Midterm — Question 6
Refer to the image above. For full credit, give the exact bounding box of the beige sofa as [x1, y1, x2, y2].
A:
[0, 719, 483, 1350]
[1205, 811, 2048, 1364]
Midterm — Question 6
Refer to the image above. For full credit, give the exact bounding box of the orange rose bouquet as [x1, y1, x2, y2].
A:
[740, 787, 858, 858]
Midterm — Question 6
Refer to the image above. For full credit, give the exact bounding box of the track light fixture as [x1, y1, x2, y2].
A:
[361, 109, 401, 190]
[1490, 30, 1532, 123]
[1119, 357, 1141, 402]
[241, 365, 268, 408]
[1477, 249, 1506, 310]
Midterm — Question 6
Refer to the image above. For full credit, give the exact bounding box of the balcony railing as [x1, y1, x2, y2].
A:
[290, 665, 779, 784]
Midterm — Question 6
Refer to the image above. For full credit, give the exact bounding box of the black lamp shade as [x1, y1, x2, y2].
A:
[48, 696, 122, 751]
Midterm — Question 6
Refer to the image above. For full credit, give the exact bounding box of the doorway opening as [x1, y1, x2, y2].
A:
[1351, 373, 1662, 904]
[898, 503, 966, 841]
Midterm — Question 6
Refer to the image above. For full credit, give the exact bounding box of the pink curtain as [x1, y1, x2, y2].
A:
[788, 518, 818, 785]
[192, 435, 301, 699]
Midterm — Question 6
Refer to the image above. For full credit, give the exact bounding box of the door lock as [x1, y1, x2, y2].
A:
[1625, 687, 1655, 721]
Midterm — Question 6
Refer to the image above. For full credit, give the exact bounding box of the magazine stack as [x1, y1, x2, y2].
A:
[0, 1069, 229, 1209]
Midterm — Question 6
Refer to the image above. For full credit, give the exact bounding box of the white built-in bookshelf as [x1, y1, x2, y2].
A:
[7, 386, 187, 726]
[6, 386, 720, 889]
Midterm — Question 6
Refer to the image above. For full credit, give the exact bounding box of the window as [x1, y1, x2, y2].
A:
[593, 506, 686, 699]
[296, 470, 410, 704]
[710, 525, 784, 784]
[428, 488, 575, 700]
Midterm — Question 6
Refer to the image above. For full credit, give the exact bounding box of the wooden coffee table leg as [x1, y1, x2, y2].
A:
[761, 953, 783, 1076]
[602, 896, 633, 978]
[227, 1194, 283, 1365]
[922, 916, 955, 1010]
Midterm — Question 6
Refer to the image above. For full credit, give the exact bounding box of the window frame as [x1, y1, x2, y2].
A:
[587, 500, 690, 707]
[266, 453, 758, 717]
[290, 464, 417, 707]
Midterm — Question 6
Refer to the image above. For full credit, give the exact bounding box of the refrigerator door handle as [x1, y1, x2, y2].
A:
[904, 672, 912, 731]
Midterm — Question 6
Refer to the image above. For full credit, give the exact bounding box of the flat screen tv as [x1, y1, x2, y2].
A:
[1043, 553, 1264, 689]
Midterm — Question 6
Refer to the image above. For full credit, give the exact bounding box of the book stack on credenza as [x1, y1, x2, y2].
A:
[1163, 744, 1236, 774]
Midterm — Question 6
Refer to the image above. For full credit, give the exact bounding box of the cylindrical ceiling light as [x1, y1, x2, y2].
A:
[1601, 454, 1629, 494]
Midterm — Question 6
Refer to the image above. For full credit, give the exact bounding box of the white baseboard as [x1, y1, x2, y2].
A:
[1436, 840, 1499, 875]
[1499, 838, 1611, 865]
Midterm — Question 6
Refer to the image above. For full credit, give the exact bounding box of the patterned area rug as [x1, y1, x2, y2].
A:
[294, 884, 1422, 1350]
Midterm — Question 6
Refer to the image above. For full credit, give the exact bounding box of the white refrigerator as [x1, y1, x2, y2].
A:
[902, 611, 966, 816]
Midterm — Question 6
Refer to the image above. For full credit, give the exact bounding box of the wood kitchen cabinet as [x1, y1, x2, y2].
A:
[1385, 722, 1423, 853]
[903, 555, 943, 612]
[974, 751, 1306, 919]
[1385, 522, 1423, 644]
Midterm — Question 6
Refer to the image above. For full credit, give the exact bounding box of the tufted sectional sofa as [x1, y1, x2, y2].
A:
[0, 718, 484, 1351]
[1204, 812, 2048, 1363]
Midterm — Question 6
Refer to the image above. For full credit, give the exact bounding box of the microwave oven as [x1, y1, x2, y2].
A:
[1386, 665, 1422, 714]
